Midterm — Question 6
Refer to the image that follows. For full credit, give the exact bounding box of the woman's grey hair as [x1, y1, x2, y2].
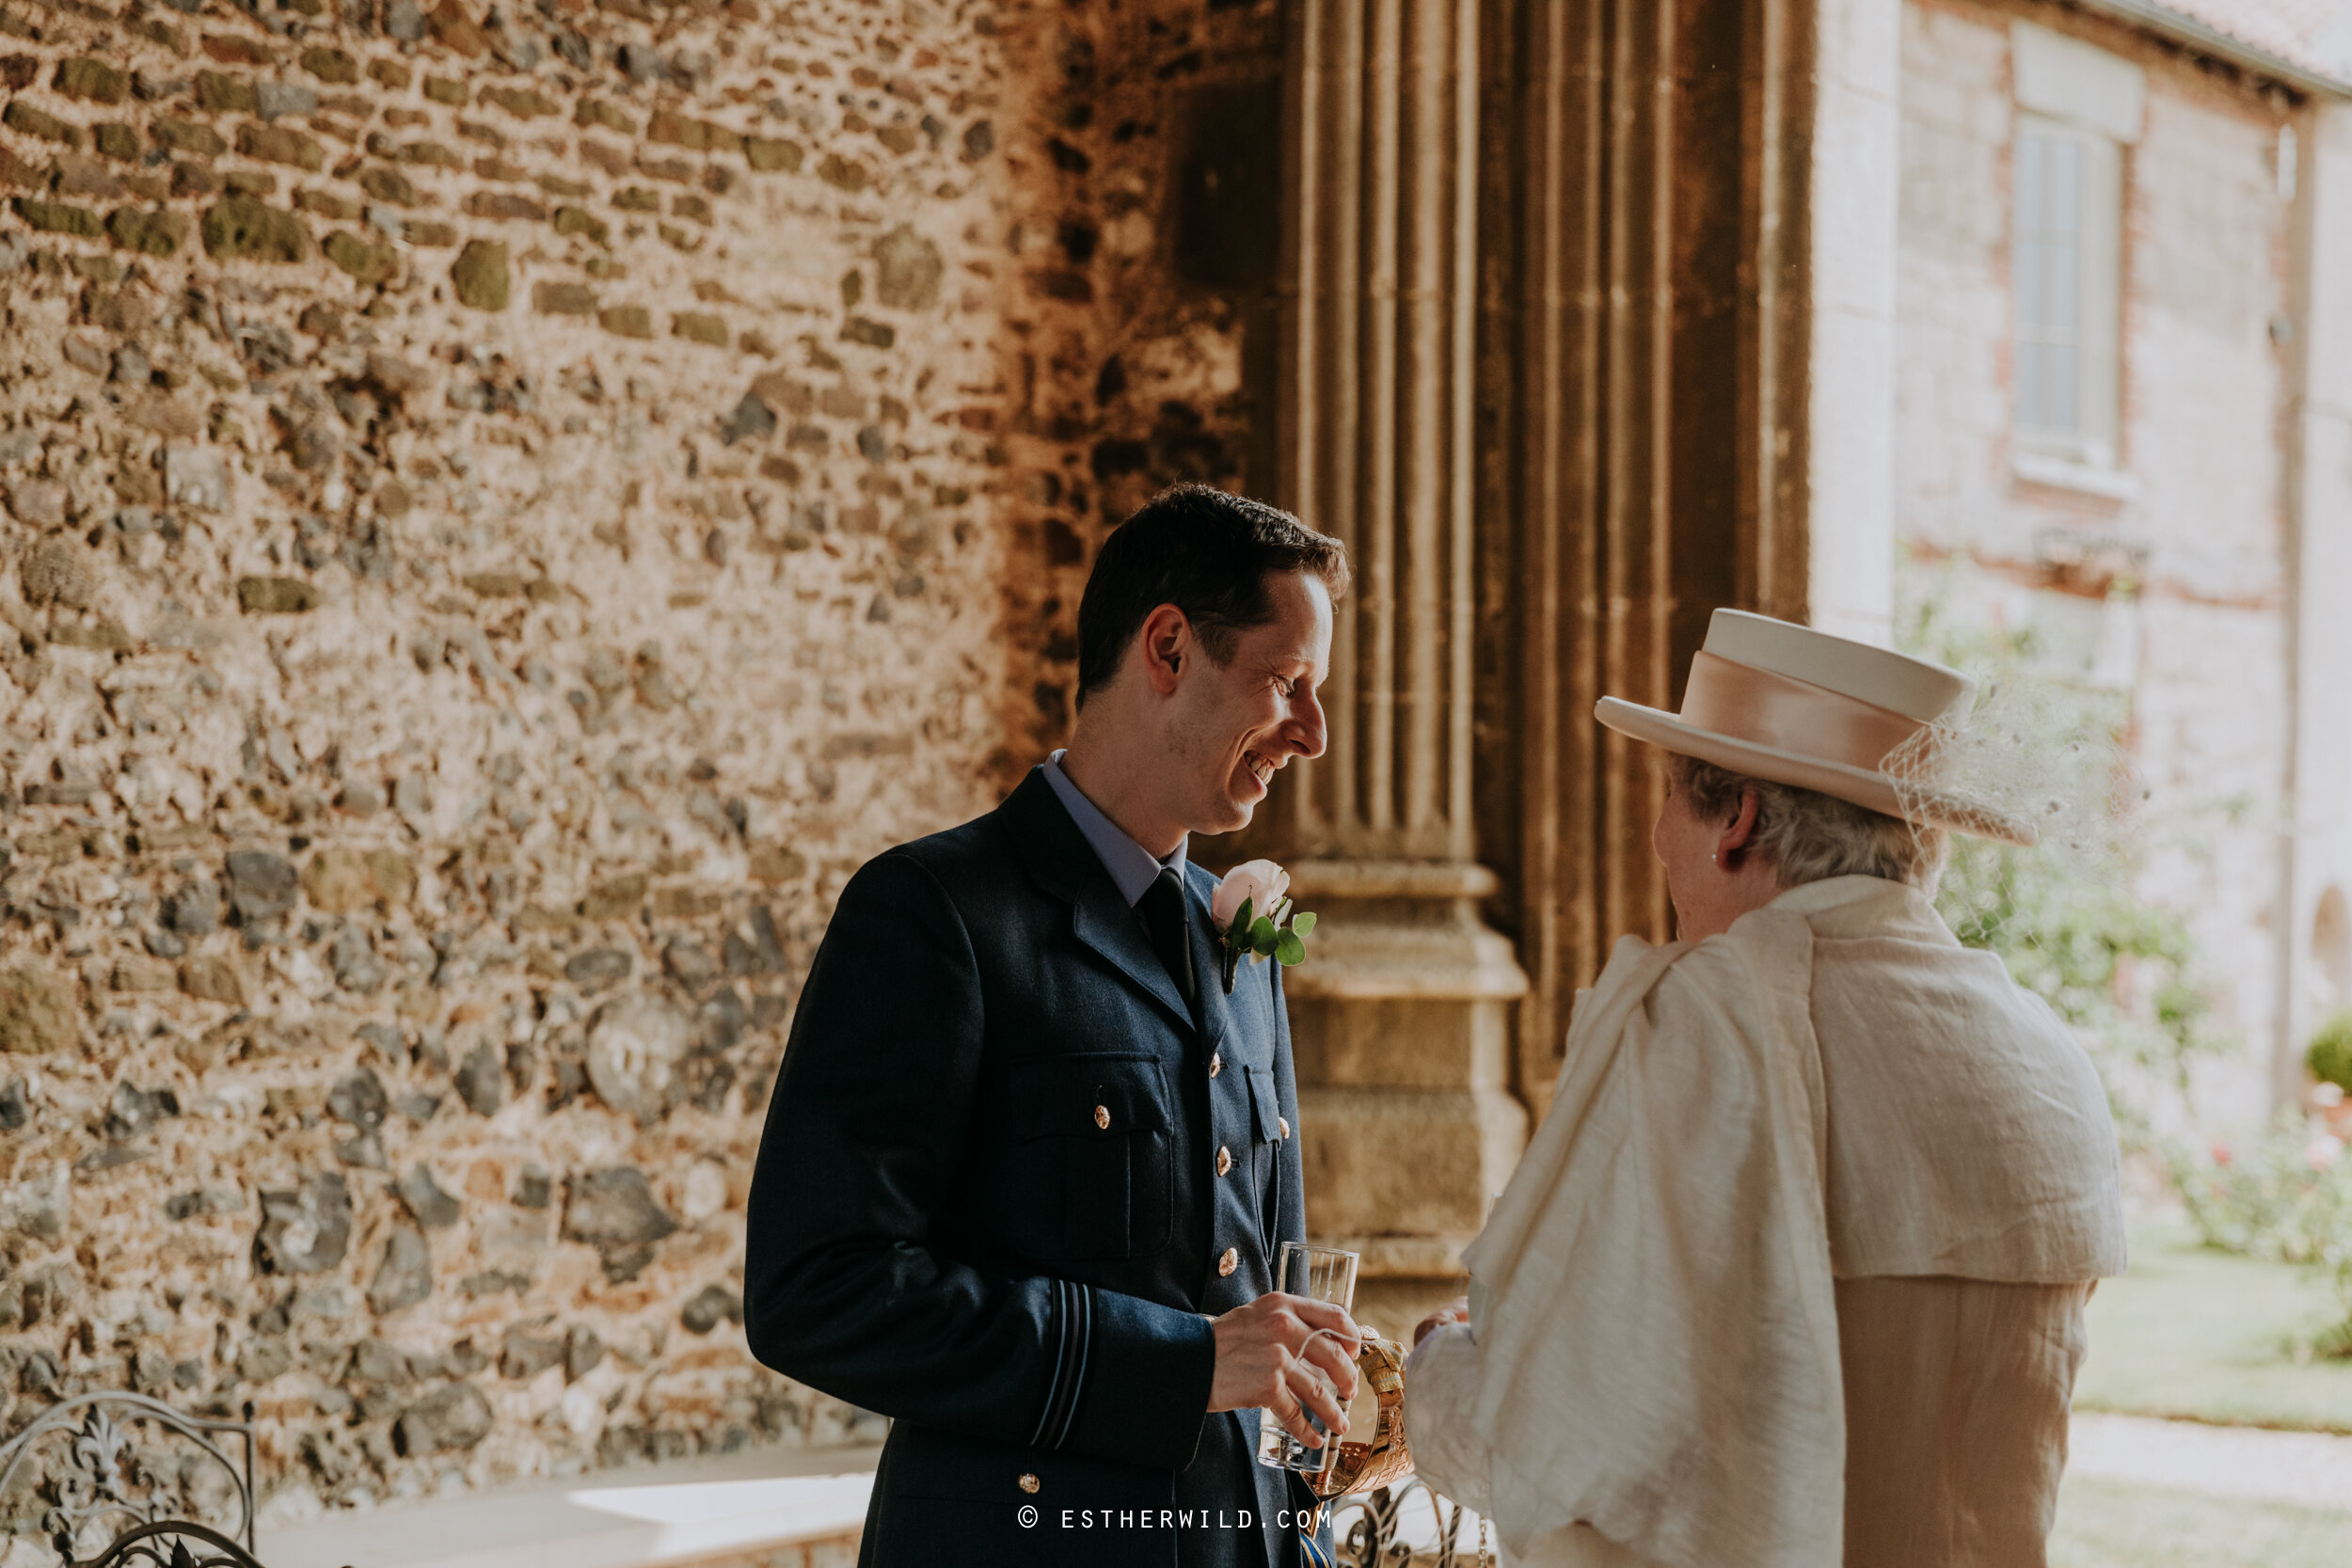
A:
[1672, 754, 1949, 892]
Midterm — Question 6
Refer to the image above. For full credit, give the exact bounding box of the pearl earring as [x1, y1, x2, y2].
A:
[1710, 852, 1719, 863]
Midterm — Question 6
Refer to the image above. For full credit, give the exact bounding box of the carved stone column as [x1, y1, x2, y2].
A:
[1276, 0, 1529, 1331]
[1271, 0, 1858, 1329]
[1474, 0, 1818, 1125]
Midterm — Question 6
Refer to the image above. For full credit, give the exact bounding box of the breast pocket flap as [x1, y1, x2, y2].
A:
[1013, 1053, 1173, 1140]
[1244, 1065, 1282, 1142]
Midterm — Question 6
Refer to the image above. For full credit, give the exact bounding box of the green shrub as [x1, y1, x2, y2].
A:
[2309, 1011, 2352, 1092]
[1899, 562, 2352, 1354]
[1936, 831, 2226, 1150]
[2172, 1118, 2352, 1263]
[2171, 1122, 2352, 1356]
[1899, 573, 2230, 1149]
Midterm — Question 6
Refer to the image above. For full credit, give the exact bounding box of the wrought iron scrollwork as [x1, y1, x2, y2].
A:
[1323, 1476, 1490, 1568]
[0, 1392, 261, 1568]
[76, 1520, 268, 1568]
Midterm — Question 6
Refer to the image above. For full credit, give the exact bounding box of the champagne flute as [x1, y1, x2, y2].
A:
[1253, 1243, 1360, 1477]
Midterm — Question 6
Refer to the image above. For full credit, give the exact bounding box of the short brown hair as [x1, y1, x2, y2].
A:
[1076, 485, 1349, 705]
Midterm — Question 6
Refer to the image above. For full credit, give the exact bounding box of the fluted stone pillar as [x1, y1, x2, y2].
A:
[1475, 0, 1821, 1128]
[1276, 0, 1529, 1332]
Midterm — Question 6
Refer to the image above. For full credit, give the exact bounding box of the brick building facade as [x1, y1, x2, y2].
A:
[1894, 0, 2352, 1129]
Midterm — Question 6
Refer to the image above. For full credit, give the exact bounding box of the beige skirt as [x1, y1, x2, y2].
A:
[1493, 1276, 2093, 1568]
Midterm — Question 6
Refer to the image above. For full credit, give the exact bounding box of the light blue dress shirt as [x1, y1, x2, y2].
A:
[1041, 749, 1187, 909]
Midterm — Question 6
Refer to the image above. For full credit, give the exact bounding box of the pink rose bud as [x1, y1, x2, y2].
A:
[1213, 860, 1290, 927]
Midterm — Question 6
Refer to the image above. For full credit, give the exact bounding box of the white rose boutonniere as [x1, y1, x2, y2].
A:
[1210, 859, 1317, 994]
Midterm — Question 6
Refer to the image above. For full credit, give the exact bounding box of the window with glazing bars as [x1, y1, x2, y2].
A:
[2013, 114, 2122, 465]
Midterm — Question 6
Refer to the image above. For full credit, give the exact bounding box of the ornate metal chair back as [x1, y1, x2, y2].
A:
[1301, 1336, 1491, 1568]
[0, 1392, 267, 1568]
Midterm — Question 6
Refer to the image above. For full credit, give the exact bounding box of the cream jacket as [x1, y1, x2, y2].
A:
[1404, 876, 2127, 1568]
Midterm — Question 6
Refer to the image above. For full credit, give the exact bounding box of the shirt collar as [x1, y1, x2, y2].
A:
[1041, 750, 1187, 909]
[1766, 873, 1953, 943]
[1766, 873, 1926, 917]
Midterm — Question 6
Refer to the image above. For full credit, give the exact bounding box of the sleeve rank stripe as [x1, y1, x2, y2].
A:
[1027, 1276, 1073, 1449]
[1045, 1282, 1092, 1451]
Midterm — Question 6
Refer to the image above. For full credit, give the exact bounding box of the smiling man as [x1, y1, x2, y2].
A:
[745, 486, 1360, 1568]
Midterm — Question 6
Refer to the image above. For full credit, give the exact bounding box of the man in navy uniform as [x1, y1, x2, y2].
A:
[746, 485, 1362, 1567]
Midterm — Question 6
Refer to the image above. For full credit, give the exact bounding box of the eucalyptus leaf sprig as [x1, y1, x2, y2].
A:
[1216, 893, 1317, 994]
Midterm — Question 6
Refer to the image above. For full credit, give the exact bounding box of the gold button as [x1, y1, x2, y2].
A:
[1278, 1117, 1291, 1140]
[1217, 1246, 1238, 1277]
[1216, 1146, 1232, 1177]
[1018, 1473, 1041, 1495]
[1093, 1104, 1110, 1130]
[1209, 1052, 1222, 1078]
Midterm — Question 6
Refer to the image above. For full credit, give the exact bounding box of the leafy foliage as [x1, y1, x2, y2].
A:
[1938, 832, 2229, 1148]
[2169, 1124, 2352, 1356]
[2309, 1011, 2352, 1093]
[1219, 895, 1316, 967]
[1899, 565, 2352, 1355]
[2172, 1121, 2352, 1262]
[1215, 891, 1317, 994]
[1899, 577, 2230, 1149]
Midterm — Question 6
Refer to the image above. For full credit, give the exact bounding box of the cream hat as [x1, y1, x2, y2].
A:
[1596, 610, 2037, 846]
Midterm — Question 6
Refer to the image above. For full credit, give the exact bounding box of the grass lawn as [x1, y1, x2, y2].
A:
[2074, 1218, 2352, 1432]
[2051, 1477, 2352, 1567]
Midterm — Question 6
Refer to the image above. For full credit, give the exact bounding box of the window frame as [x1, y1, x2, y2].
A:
[2010, 111, 2124, 471]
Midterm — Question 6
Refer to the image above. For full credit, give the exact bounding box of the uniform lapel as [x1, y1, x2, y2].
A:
[999, 769, 1195, 1031]
[1074, 895, 1195, 1030]
[1184, 864, 1230, 1058]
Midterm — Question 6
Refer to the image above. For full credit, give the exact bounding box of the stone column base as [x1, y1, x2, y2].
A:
[1281, 861, 1529, 1337]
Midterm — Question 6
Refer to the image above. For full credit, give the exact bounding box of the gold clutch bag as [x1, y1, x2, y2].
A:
[1308, 1333, 1414, 1498]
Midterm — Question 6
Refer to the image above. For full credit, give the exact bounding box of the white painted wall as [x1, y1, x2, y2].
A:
[1810, 0, 1904, 646]
[1893, 0, 2301, 1132]
[2282, 101, 2352, 1102]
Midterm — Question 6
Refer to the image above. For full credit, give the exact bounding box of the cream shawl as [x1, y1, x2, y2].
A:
[1406, 876, 2126, 1568]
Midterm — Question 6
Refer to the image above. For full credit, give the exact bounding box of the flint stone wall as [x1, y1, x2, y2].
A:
[0, 0, 1281, 1528]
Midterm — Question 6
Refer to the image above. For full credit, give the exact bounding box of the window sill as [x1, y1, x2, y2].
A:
[2012, 451, 2139, 501]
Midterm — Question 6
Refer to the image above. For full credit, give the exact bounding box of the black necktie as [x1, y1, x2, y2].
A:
[1137, 866, 1198, 1010]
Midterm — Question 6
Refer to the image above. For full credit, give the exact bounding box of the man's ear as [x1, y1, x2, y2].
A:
[1136, 604, 1191, 697]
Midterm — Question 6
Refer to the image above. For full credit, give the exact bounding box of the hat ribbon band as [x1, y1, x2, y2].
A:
[1677, 650, 1930, 773]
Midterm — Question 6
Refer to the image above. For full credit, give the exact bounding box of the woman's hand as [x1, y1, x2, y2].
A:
[1412, 1295, 1470, 1348]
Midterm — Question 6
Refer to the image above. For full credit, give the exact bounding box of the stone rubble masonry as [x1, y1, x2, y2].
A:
[0, 0, 1286, 1531]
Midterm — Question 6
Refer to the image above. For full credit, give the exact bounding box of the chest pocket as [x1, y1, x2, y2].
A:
[1012, 1053, 1175, 1260]
[1243, 1066, 1283, 1237]
[1243, 1066, 1282, 1144]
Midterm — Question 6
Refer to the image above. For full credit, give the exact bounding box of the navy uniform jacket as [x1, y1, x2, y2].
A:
[744, 768, 1317, 1567]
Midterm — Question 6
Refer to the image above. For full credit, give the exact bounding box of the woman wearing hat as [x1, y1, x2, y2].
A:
[1401, 610, 2127, 1568]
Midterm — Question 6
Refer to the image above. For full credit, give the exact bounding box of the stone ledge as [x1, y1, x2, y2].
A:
[2011, 449, 2141, 501]
[259, 1445, 882, 1568]
[1311, 1233, 1477, 1283]
[1280, 937, 1530, 1002]
[1285, 861, 1500, 900]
